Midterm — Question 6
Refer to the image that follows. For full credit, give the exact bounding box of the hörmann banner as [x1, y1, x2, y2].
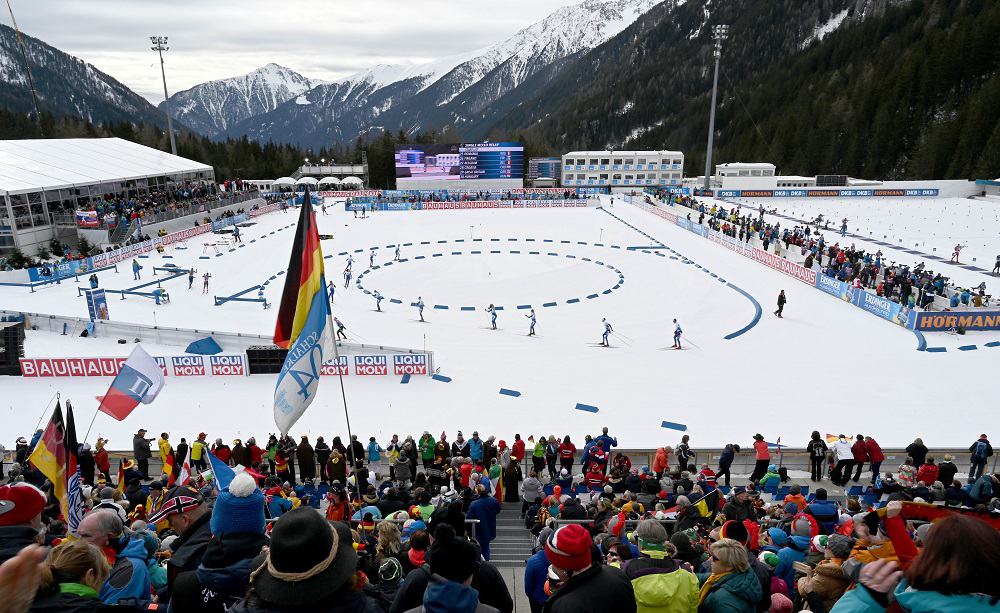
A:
[912, 311, 1000, 332]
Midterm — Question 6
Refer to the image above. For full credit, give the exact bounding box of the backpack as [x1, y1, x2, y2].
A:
[973, 440, 989, 461]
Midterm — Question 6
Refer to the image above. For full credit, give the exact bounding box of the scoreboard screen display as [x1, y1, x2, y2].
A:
[395, 142, 524, 183]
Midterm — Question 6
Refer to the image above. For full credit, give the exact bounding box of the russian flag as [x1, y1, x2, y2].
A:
[96, 345, 165, 421]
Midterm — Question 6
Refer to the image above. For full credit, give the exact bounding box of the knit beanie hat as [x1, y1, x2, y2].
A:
[811, 535, 827, 554]
[767, 527, 788, 547]
[0, 483, 46, 526]
[720, 520, 749, 547]
[770, 593, 793, 613]
[429, 524, 479, 583]
[211, 472, 265, 535]
[378, 557, 403, 583]
[635, 518, 668, 548]
[826, 534, 855, 559]
[757, 551, 780, 569]
[545, 524, 592, 571]
[791, 514, 816, 538]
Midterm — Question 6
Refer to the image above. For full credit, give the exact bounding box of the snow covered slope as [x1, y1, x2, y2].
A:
[161, 63, 323, 136]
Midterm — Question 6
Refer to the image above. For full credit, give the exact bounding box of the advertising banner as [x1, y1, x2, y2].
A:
[28, 258, 96, 282]
[85, 289, 110, 321]
[20, 356, 167, 378]
[814, 274, 855, 302]
[751, 248, 817, 285]
[707, 229, 754, 258]
[318, 190, 383, 198]
[852, 290, 913, 326]
[393, 354, 428, 375]
[912, 311, 1000, 331]
[211, 213, 249, 232]
[209, 355, 245, 375]
[320, 356, 349, 375]
[354, 355, 387, 375]
[75, 210, 100, 228]
[171, 356, 205, 376]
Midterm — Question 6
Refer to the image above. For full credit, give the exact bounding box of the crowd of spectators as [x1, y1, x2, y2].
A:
[350, 190, 584, 207]
[0, 426, 998, 613]
[644, 191, 991, 310]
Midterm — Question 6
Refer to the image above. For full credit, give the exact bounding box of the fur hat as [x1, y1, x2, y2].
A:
[545, 524, 592, 571]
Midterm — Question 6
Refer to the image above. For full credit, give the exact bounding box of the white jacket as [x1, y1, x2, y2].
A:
[833, 439, 853, 462]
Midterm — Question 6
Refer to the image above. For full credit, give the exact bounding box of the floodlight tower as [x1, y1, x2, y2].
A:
[151, 36, 177, 155]
[703, 24, 729, 191]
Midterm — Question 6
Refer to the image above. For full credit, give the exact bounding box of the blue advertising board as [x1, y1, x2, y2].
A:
[814, 274, 855, 302]
[852, 289, 913, 327]
[211, 212, 249, 232]
[85, 289, 109, 321]
[28, 257, 95, 283]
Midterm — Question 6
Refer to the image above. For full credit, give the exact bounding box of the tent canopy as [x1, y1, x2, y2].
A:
[340, 176, 363, 185]
[318, 177, 342, 185]
[295, 176, 319, 185]
[272, 177, 295, 186]
[0, 137, 214, 196]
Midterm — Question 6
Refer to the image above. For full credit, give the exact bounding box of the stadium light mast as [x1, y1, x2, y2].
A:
[703, 24, 728, 191]
[150, 36, 177, 156]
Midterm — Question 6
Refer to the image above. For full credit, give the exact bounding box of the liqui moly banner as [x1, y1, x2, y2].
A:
[393, 354, 428, 375]
[354, 355, 388, 375]
[320, 356, 349, 375]
[21, 355, 244, 377]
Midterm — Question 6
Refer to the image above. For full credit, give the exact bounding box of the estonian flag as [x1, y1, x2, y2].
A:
[272, 186, 335, 434]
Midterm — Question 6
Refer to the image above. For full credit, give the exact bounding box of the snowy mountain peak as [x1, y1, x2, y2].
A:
[162, 63, 324, 136]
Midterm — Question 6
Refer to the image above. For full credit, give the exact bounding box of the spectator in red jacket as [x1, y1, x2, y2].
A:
[557, 436, 576, 473]
[585, 465, 607, 490]
[864, 436, 885, 485]
[916, 456, 939, 486]
[749, 434, 771, 482]
[511, 434, 526, 465]
[851, 434, 869, 483]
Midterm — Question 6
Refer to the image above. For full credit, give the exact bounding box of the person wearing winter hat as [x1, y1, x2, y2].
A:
[0, 482, 46, 565]
[402, 523, 497, 613]
[147, 484, 212, 603]
[170, 472, 267, 612]
[720, 520, 770, 609]
[543, 523, 636, 613]
[772, 520, 812, 599]
[697, 538, 762, 612]
[365, 556, 405, 611]
[621, 518, 699, 612]
[798, 533, 855, 611]
[769, 592, 793, 613]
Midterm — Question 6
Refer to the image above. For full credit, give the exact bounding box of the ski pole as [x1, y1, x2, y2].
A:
[681, 335, 701, 350]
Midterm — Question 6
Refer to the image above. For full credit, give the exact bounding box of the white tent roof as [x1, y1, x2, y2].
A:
[273, 177, 295, 186]
[318, 177, 341, 185]
[341, 176, 363, 185]
[295, 176, 319, 185]
[0, 137, 214, 196]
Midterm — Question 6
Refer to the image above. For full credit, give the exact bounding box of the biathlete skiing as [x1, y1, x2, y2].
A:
[334, 316, 347, 341]
[486, 304, 497, 330]
[672, 319, 682, 349]
[374, 290, 384, 312]
[601, 318, 613, 347]
[526, 308, 536, 336]
[416, 296, 425, 322]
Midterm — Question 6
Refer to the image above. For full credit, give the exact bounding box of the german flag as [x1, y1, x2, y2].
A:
[274, 186, 329, 348]
[692, 489, 721, 520]
[272, 186, 336, 435]
[28, 401, 73, 523]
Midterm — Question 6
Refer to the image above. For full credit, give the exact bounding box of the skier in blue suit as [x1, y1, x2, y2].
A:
[374, 290, 384, 312]
[601, 318, 612, 347]
[486, 304, 497, 329]
[416, 297, 425, 322]
[526, 308, 536, 336]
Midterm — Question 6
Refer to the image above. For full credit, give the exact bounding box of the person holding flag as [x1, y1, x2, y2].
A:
[93, 344, 165, 427]
[28, 400, 86, 536]
[272, 186, 339, 436]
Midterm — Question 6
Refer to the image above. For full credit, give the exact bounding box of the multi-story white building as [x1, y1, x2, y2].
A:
[561, 150, 684, 189]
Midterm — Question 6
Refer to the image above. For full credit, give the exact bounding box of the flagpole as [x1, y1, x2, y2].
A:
[331, 340, 355, 464]
[34, 392, 59, 431]
[84, 406, 101, 444]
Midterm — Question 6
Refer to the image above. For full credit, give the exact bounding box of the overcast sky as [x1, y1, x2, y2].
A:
[12, 0, 573, 101]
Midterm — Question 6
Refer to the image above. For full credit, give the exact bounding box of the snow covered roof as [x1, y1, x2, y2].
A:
[273, 177, 296, 186]
[0, 138, 213, 196]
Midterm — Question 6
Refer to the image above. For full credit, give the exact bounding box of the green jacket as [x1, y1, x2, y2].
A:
[624, 556, 699, 613]
[830, 579, 999, 613]
[697, 567, 761, 613]
[533, 441, 546, 458]
[419, 435, 436, 460]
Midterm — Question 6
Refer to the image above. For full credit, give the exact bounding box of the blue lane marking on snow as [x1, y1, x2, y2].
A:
[575, 403, 599, 413]
[338, 251, 348, 255]
[420, 241, 430, 245]
[565, 255, 576, 259]
[926, 347, 947, 353]
[516, 304, 531, 309]
[451, 251, 462, 255]
[660, 421, 688, 431]
[543, 239, 553, 243]
[494, 306, 504, 311]
[566, 298, 580, 304]
[400, 374, 410, 384]
[499, 388, 521, 397]
[414, 255, 426, 260]
[586, 294, 599, 299]
[432, 253, 443, 257]
[958, 345, 977, 351]
[199, 256, 211, 260]
[547, 252, 558, 256]
[985, 341, 1000, 348]
[403, 242, 412, 246]
[324, 254, 332, 259]
[490, 250, 502, 254]
[530, 251, 540, 255]
[389, 298, 402, 304]
[543, 302, 557, 307]
[510, 250, 521, 254]
[460, 306, 476, 311]
[434, 304, 448, 309]
[432, 374, 452, 383]
[913, 330, 928, 351]
[490, 238, 500, 242]
[471, 250, 482, 254]
[723, 283, 762, 340]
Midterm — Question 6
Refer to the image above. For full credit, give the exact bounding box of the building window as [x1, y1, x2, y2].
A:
[589, 159, 598, 165]
[637, 158, 646, 165]
[600, 159, 610, 165]
[613, 159, 623, 165]
[751, 170, 762, 176]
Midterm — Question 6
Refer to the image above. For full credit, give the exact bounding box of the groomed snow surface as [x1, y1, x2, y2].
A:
[1, 197, 995, 449]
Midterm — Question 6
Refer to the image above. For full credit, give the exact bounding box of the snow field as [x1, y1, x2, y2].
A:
[0, 199, 995, 449]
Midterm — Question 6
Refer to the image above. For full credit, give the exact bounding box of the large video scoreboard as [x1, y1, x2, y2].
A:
[395, 142, 524, 183]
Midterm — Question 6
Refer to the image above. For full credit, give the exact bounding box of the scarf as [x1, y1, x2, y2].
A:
[699, 571, 731, 604]
[59, 582, 99, 598]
